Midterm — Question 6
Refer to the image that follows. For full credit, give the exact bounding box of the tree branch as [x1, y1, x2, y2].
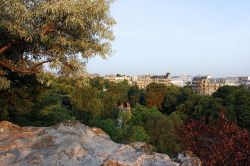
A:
[0, 41, 21, 55]
[0, 61, 37, 74]
[31, 59, 54, 69]
[41, 23, 55, 36]
[0, 59, 54, 74]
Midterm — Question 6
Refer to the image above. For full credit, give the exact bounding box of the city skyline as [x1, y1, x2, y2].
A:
[87, 0, 250, 77]
[89, 73, 249, 78]
[89, 73, 250, 83]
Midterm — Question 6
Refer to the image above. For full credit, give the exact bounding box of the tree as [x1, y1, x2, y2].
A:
[36, 104, 74, 126]
[93, 119, 127, 142]
[0, 0, 115, 88]
[89, 77, 106, 90]
[176, 95, 223, 122]
[0, 73, 44, 123]
[70, 85, 100, 121]
[144, 83, 167, 110]
[129, 126, 149, 142]
[179, 110, 250, 165]
[213, 86, 250, 130]
[162, 85, 181, 114]
[118, 111, 132, 126]
[128, 85, 141, 107]
[131, 104, 183, 156]
[212, 85, 239, 100]
[106, 81, 130, 104]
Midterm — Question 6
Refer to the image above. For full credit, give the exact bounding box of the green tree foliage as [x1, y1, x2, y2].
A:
[131, 104, 183, 156]
[118, 111, 132, 126]
[70, 84, 101, 122]
[162, 86, 181, 114]
[163, 86, 193, 114]
[106, 80, 130, 104]
[0, 73, 75, 126]
[212, 85, 239, 99]
[93, 119, 127, 142]
[0, 0, 115, 88]
[177, 95, 223, 122]
[0, 73, 43, 124]
[129, 126, 149, 142]
[213, 86, 250, 130]
[93, 119, 117, 139]
[36, 104, 73, 126]
[101, 93, 119, 119]
[128, 85, 142, 107]
[89, 77, 108, 90]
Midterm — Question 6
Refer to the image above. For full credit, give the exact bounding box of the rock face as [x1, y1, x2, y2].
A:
[0, 121, 201, 166]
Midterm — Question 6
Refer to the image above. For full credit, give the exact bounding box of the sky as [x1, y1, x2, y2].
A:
[87, 0, 250, 77]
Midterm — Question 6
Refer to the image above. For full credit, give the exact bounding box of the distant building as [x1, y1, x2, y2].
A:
[134, 75, 152, 89]
[104, 75, 115, 82]
[171, 78, 184, 87]
[134, 73, 171, 89]
[89, 72, 250, 92]
[238, 76, 250, 81]
[191, 75, 250, 95]
[102, 73, 193, 89]
[104, 74, 132, 84]
[170, 75, 192, 87]
[88, 74, 101, 78]
[220, 77, 240, 86]
[191, 75, 225, 95]
[151, 73, 171, 86]
[238, 76, 250, 86]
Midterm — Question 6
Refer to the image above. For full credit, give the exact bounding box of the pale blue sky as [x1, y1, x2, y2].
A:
[87, 0, 250, 77]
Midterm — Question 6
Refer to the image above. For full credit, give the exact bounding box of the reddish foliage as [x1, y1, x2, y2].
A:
[145, 91, 165, 109]
[144, 83, 166, 110]
[179, 111, 250, 165]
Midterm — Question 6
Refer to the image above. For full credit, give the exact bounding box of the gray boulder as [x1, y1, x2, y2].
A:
[0, 120, 201, 166]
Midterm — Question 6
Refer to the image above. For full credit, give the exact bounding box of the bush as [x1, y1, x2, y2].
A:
[129, 126, 149, 142]
[179, 110, 250, 165]
[37, 104, 74, 126]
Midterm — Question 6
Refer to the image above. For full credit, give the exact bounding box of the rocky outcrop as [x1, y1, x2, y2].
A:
[0, 121, 201, 166]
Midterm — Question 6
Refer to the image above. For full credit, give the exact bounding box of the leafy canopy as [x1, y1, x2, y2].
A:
[0, 0, 115, 88]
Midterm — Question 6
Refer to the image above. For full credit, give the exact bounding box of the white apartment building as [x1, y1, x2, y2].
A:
[171, 79, 184, 87]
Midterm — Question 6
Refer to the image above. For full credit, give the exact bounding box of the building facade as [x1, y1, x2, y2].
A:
[191, 76, 225, 95]
[134, 73, 171, 89]
[104, 75, 132, 84]
[103, 73, 172, 89]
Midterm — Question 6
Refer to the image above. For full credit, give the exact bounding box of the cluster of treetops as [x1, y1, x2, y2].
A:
[0, 73, 249, 165]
